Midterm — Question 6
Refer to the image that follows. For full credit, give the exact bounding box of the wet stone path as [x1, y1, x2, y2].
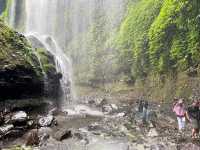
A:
[2, 99, 200, 150]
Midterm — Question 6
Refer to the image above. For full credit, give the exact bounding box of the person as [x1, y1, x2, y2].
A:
[142, 100, 149, 124]
[173, 98, 186, 132]
[138, 100, 144, 113]
[186, 100, 200, 139]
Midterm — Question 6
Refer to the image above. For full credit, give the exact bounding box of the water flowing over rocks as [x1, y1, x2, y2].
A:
[0, 0, 200, 149]
[27, 35, 63, 98]
[1, 93, 200, 150]
[0, 124, 14, 138]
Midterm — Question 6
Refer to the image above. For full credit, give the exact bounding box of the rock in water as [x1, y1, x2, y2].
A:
[53, 128, 72, 141]
[0, 124, 14, 137]
[39, 115, 54, 127]
[11, 111, 28, 123]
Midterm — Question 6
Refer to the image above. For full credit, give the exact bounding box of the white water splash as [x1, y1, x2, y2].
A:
[24, 0, 74, 107]
[8, 0, 16, 28]
[8, 0, 126, 106]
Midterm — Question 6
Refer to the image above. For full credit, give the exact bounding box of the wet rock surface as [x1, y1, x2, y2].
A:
[53, 128, 72, 141]
[27, 35, 61, 98]
[38, 115, 54, 127]
[11, 111, 28, 123]
[0, 65, 44, 99]
[1, 93, 200, 150]
[0, 21, 45, 99]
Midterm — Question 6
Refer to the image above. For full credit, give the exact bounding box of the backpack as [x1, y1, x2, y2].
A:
[187, 106, 200, 120]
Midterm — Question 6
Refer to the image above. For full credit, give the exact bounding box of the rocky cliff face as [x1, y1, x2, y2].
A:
[27, 35, 62, 98]
[0, 20, 44, 99]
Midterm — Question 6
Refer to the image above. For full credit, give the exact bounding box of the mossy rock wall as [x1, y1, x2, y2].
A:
[0, 20, 44, 99]
[27, 35, 61, 98]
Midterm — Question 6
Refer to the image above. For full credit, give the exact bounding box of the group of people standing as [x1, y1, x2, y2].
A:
[173, 98, 200, 139]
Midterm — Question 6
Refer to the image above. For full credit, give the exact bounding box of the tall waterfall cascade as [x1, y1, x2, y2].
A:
[8, 0, 126, 107]
[25, 0, 74, 109]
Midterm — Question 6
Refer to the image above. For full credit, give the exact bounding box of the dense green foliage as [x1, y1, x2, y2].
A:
[117, 0, 163, 80]
[117, 0, 200, 81]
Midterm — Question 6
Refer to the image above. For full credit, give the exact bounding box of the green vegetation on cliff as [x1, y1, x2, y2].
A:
[0, 20, 44, 99]
[0, 20, 42, 74]
[117, 0, 200, 80]
[117, 0, 163, 80]
[149, 0, 200, 74]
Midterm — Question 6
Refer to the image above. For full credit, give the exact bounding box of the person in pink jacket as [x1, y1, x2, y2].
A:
[173, 98, 186, 131]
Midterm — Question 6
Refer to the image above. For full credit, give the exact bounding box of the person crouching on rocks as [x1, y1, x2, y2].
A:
[173, 98, 186, 132]
[186, 100, 200, 139]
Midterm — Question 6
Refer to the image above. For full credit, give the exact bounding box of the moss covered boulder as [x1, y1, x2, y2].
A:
[27, 35, 62, 98]
[0, 20, 44, 99]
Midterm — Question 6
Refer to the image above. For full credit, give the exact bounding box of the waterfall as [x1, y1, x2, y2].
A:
[8, 0, 126, 106]
[9, 0, 16, 28]
[25, 0, 74, 108]
[8, 0, 74, 109]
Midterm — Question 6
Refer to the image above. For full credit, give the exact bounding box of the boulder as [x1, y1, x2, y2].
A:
[53, 128, 72, 141]
[5, 128, 26, 138]
[27, 34, 61, 98]
[39, 115, 54, 127]
[11, 111, 28, 123]
[0, 124, 14, 137]
[0, 21, 44, 99]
